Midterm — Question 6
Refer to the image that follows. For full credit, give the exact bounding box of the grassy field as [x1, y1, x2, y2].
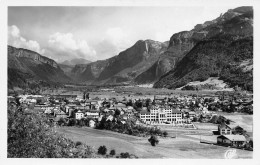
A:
[56, 126, 253, 159]
[193, 122, 218, 130]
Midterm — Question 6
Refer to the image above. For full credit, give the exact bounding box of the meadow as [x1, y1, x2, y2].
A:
[56, 126, 253, 159]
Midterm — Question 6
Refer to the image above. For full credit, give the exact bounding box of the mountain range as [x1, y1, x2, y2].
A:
[8, 6, 253, 91]
[8, 46, 71, 89]
[69, 40, 168, 84]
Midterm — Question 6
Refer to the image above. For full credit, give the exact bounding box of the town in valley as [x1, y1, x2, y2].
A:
[7, 5, 254, 159]
[8, 85, 253, 158]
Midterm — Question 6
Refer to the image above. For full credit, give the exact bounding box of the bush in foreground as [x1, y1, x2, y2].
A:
[148, 135, 159, 146]
[8, 106, 96, 158]
[120, 152, 130, 158]
[110, 149, 116, 156]
[98, 145, 107, 155]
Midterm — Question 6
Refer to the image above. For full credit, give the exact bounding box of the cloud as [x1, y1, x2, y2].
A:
[104, 27, 131, 52]
[94, 27, 133, 60]
[154, 29, 173, 42]
[48, 32, 97, 61]
[8, 25, 45, 54]
[94, 39, 119, 60]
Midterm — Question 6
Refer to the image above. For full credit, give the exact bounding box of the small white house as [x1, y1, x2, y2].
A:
[44, 109, 52, 114]
[30, 99, 37, 103]
[89, 120, 96, 128]
[106, 115, 114, 121]
[75, 110, 84, 120]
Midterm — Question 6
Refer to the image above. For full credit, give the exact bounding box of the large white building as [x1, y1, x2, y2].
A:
[139, 106, 183, 124]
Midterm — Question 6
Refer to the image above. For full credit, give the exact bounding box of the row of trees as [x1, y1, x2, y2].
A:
[191, 114, 231, 125]
[97, 146, 137, 158]
[207, 102, 253, 114]
[209, 115, 231, 125]
[96, 116, 168, 137]
[54, 117, 94, 127]
[102, 98, 153, 111]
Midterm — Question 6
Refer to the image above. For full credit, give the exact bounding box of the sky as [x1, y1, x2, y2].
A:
[8, 6, 239, 63]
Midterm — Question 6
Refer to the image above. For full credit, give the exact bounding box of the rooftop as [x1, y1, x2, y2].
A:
[218, 135, 246, 141]
[218, 123, 231, 129]
[140, 110, 150, 115]
[171, 110, 182, 114]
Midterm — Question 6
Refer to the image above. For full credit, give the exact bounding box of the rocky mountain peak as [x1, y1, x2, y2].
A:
[145, 39, 168, 51]
[8, 45, 58, 68]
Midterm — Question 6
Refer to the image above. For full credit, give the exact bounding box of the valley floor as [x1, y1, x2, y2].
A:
[56, 126, 252, 159]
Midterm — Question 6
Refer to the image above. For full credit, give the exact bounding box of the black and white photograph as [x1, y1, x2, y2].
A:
[1, 0, 260, 162]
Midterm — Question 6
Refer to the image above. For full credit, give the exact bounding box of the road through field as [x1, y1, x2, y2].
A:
[56, 127, 253, 159]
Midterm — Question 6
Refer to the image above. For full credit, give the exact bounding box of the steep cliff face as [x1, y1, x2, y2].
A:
[8, 46, 71, 89]
[70, 39, 168, 84]
[134, 18, 212, 84]
[168, 31, 196, 51]
[134, 30, 205, 84]
[97, 40, 167, 81]
[134, 52, 176, 84]
[14, 47, 58, 68]
[154, 6, 253, 91]
[70, 60, 108, 83]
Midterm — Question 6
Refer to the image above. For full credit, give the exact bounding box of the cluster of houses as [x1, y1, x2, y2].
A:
[8, 92, 253, 126]
[8, 92, 254, 151]
[7, 92, 253, 150]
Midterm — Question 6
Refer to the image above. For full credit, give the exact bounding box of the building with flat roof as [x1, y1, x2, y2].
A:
[139, 105, 182, 124]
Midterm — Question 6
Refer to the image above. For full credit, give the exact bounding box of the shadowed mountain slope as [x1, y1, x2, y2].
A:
[8, 46, 71, 89]
[154, 6, 253, 91]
